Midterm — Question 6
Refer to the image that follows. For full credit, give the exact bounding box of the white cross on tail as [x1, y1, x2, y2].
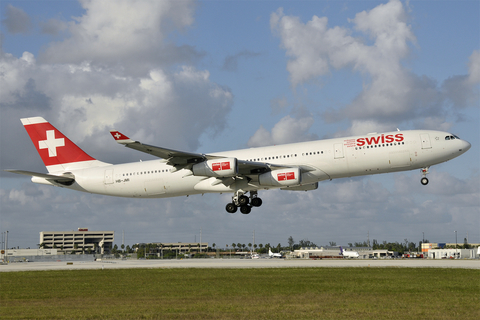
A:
[39, 130, 65, 157]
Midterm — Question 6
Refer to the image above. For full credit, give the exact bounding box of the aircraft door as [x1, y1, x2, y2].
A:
[420, 133, 432, 149]
[334, 143, 344, 159]
[104, 169, 114, 184]
[144, 179, 167, 195]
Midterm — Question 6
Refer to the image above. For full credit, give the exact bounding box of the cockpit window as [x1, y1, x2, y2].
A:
[445, 134, 461, 141]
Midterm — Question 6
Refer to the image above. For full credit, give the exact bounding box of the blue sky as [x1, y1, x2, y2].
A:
[1, 0, 479, 250]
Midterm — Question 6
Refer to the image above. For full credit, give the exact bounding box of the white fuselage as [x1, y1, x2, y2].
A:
[35, 130, 470, 198]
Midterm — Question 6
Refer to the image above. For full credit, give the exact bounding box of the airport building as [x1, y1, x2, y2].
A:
[40, 229, 114, 254]
[427, 248, 478, 259]
[1, 249, 58, 261]
[292, 247, 398, 259]
[421, 242, 480, 252]
[138, 242, 209, 255]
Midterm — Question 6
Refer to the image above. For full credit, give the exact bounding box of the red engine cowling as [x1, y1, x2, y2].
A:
[258, 168, 300, 187]
[192, 158, 237, 177]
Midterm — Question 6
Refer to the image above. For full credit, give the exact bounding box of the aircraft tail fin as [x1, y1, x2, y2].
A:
[339, 246, 344, 254]
[20, 117, 106, 172]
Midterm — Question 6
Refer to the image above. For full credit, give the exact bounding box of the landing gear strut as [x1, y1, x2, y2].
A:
[420, 167, 429, 185]
[226, 190, 262, 214]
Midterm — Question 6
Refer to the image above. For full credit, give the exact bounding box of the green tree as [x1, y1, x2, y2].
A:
[298, 239, 316, 248]
[121, 244, 125, 253]
[288, 236, 294, 250]
[231, 243, 236, 250]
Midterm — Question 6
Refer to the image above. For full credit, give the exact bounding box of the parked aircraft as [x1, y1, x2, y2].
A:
[340, 246, 360, 258]
[6, 117, 471, 214]
[268, 248, 282, 258]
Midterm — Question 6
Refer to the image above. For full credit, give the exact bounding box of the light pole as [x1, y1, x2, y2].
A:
[455, 230, 458, 259]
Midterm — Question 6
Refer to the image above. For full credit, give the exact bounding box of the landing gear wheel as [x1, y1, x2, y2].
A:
[238, 195, 249, 206]
[421, 177, 429, 185]
[226, 203, 237, 213]
[251, 197, 262, 207]
[240, 205, 251, 214]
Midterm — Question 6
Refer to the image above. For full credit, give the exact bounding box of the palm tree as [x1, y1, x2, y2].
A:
[231, 243, 236, 250]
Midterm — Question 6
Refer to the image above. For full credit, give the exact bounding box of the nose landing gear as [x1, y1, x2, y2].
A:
[420, 167, 429, 185]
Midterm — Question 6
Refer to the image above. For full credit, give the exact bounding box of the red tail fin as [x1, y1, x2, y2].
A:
[21, 117, 96, 171]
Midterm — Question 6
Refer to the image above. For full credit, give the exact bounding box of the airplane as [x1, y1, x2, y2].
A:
[268, 248, 282, 258]
[339, 246, 359, 258]
[5, 117, 471, 214]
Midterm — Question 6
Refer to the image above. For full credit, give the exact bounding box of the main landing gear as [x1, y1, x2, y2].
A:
[226, 190, 262, 214]
[420, 167, 429, 185]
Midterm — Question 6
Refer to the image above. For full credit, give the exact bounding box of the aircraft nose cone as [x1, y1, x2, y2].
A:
[461, 140, 471, 152]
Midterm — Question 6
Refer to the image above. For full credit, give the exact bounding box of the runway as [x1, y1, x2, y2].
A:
[1, 258, 479, 272]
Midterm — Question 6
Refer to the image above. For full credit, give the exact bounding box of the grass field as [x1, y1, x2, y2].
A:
[1, 267, 479, 319]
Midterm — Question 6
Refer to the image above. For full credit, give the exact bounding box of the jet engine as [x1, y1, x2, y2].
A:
[192, 158, 237, 177]
[258, 168, 300, 187]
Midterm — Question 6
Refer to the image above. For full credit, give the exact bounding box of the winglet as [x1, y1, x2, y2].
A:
[110, 130, 135, 144]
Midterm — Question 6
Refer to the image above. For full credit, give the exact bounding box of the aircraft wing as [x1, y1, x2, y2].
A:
[4, 169, 75, 182]
[110, 130, 316, 174]
[110, 130, 220, 166]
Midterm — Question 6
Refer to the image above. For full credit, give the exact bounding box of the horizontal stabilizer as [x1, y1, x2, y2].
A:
[5, 169, 75, 182]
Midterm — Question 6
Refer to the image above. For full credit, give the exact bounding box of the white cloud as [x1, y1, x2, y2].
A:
[248, 115, 317, 147]
[271, 0, 478, 133]
[1, 5, 32, 34]
[467, 50, 480, 84]
[40, 18, 68, 35]
[0, 0, 232, 169]
[39, 0, 199, 76]
[0, 52, 233, 168]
